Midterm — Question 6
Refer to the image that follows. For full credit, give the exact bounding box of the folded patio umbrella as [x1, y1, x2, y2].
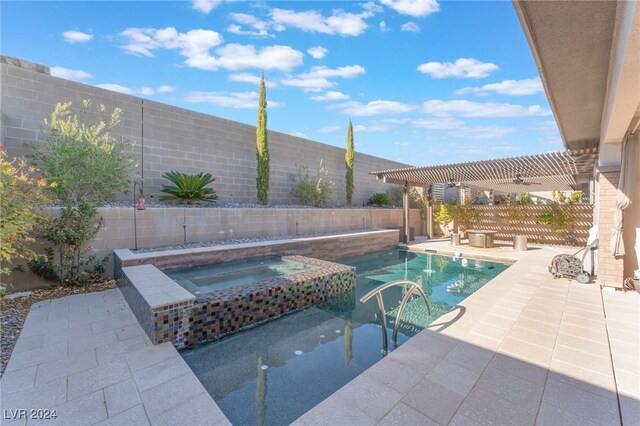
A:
[610, 132, 639, 257]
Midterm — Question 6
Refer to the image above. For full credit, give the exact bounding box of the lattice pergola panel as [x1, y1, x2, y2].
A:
[370, 149, 597, 192]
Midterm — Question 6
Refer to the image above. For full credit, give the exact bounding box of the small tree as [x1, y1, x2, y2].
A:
[500, 199, 530, 234]
[345, 119, 354, 205]
[30, 100, 136, 203]
[256, 72, 270, 204]
[537, 191, 582, 244]
[0, 149, 52, 282]
[28, 100, 135, 285]
[450, 201, 480, 234]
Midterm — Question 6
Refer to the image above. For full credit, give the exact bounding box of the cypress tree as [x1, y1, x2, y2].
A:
[256, 72, 269, 204]
[345, 119, 354, 205]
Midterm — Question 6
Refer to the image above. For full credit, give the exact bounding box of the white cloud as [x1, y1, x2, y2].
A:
[307, 46, 328, 59]
[393, 141, 409, 146]
[412, 117, 464, 129]
[455, 77, 543, 96]
[310, 91, 350, 101]
[382, 118, 411, 124]
[192, 0, 221, 14]
[447, 125, 517, 139]
[417, 58, 499, 79]
[281, 77, 334, 92]
[401, 22, 421, 33]
[185, 91, 283, 108]
[380, 0, 440, 17]
[62, 30, 93, 44]
[95, 84, 135, 95]
[227, 13, 269, 37]
[332, 100, 418, 116]
[422, 100, 551, 118]
[139, 87, 155, 96]
[157, 85, 176, 93]
[50, 66, 92, 81]
[270, 8, 371, 37]
[120, 27, 223, 58]
[229, 73, 277, 87]
[318, 125, 341, 133]
[363, 1, 384, 13]
[379, 21, 390, 32]
[95, 83, 175, 97]
[282, 65, 365, 93]
[291, 131, 307, 138]
[199, 43, 303, 71]
[300, 65, 366, 79]
[120, 28, 303, 72]
[354, 123, 392, 132]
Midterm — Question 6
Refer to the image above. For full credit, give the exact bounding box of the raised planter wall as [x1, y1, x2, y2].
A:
[114, 229, 401, 274]
[95, 207, 422, 252]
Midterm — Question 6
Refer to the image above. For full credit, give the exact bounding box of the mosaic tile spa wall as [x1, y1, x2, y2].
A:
[120, 256, 355, 350]
[185, 256, 356, 348]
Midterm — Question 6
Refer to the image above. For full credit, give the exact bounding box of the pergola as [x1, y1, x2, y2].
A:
[369, 148, 598, 243]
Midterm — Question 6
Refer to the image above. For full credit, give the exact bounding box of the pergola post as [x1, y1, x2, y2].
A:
[403, 181, 409, 243]
[427, 185, 434, 239]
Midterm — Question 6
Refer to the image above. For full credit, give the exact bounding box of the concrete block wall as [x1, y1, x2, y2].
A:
[596, 171, 624, 287]
[1, 57, 410, 206]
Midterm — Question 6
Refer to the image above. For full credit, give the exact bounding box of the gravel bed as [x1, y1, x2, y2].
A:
[0, 280, 117, 377]
[134, 228, 380, 254]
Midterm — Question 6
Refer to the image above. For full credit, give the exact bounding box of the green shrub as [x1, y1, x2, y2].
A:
[366, 193, 392, 207]
[385, 185, 421, 208]
[0, 150, 52, 281]
[29, 200, 107, 285]
[537, 191, 582, 239]
[289, 162, 333, 207]
[434, 202, 454, 224]
[159, 171, 218, 204]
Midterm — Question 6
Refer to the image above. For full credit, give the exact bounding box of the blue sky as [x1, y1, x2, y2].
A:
[2, 0, 563, 165]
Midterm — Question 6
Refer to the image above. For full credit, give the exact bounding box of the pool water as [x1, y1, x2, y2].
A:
[164, 256, 318, 294]
[181, 249, 510, 425]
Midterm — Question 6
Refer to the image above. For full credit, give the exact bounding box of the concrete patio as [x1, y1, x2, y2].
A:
[295, 240, 640, 425]
[0, 289, 228, 426]
[1, 242, 638, 425]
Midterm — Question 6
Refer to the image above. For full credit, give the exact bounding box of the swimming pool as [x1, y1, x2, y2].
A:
[181, 249, 510, 425]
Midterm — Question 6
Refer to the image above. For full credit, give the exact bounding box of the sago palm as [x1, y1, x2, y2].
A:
[159, 171, 218, 204]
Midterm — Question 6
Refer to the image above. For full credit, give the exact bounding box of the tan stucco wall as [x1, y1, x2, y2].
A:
[1, 59, 410, 206]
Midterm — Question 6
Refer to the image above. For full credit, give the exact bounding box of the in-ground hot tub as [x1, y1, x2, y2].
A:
[117, 254, 355, 349]
[164, 255, 319, 295]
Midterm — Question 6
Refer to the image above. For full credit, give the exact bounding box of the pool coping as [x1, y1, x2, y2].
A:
[114, 228, 399, 271]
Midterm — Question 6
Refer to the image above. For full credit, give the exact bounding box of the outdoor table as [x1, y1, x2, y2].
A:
[467, 230, 497, 248]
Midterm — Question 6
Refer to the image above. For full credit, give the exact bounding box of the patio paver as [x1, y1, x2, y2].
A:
[0, 289, 229, 426]
[293, 240, 639, 425]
